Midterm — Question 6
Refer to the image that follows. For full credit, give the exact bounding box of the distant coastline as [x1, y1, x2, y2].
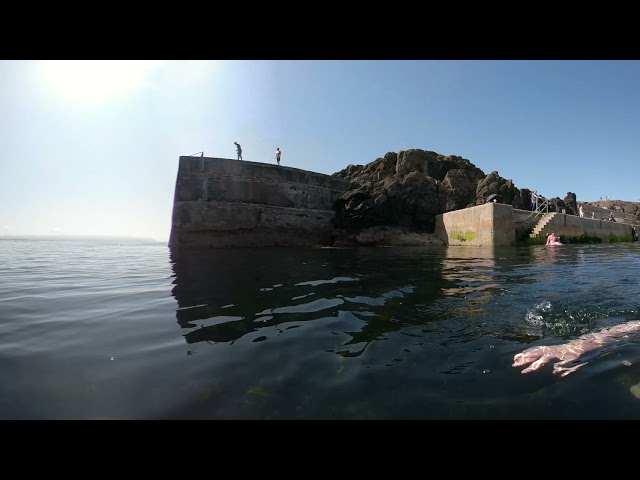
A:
[0, 235, 162, 243]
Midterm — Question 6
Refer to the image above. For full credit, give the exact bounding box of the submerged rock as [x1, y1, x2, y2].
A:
[333, 225, 445, 247]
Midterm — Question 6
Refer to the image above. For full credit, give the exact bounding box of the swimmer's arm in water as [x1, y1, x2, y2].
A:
[513, 320, 640, 377]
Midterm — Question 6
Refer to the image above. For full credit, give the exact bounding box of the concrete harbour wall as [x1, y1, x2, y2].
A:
[434, 203, 516, 246]
[169, 157, 349, 248]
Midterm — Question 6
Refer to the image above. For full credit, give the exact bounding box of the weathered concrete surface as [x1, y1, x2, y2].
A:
[531, 213, 635, 243]
[169, 157, 349, 247]
[434, 203, 516, 246]
[435, 203, 634, 247]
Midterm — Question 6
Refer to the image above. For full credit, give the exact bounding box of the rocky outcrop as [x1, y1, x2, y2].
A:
[543, 192, 577, 215]
[332, 149, 534, 242]
[475, 171, 529, 209]
[333, 225, 445, 247]
[586, 199, 640, 224]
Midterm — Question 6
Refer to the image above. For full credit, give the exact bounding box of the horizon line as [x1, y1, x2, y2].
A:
[0, 234, 166, 242]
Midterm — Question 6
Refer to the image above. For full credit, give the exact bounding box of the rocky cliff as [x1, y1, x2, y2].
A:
[586, 199, 640, 219]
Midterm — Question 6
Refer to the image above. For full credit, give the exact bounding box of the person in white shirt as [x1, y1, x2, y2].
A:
[530, 191, 537, 211]
[275, 147, 281, 166]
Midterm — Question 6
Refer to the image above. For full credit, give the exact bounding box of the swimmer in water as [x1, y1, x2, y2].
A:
[545, 231, 562, 245]
[513, 320, 640, 377]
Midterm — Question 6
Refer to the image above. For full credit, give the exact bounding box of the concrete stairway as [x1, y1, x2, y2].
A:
[530, 212, 557, 238]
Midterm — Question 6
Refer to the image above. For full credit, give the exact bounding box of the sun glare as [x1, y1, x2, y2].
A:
[41, 60, 163, 104]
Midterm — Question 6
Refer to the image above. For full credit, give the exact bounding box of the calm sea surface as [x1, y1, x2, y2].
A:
[1, 237, 640, 419]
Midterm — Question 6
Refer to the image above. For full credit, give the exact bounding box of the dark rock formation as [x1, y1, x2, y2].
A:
[475, 171, 529, 210]
[332, 148, 531, 236]
[540, 196, 640, 226]
[587, 199, 640, 224]
[543, 192, 577, 215]
[332, 225, 446, 247]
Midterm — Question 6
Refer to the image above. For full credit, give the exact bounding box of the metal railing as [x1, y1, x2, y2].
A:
[189, 151, 204, 157]
[527, 198, 549, 219]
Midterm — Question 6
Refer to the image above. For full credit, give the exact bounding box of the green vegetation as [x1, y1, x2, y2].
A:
[517, 233, 633, 245]
[562, 234, 603, 244]
[607, 234, 632, 243]
[519, 234, 545, 245]
[450, 230, 477, 242]
[557, 234, 631, 244]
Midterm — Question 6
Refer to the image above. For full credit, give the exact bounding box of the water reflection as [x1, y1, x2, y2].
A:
[441, 246, 502, 296]
[4, 239, 640, 419]
[165, 243, 640, 418]
[168, 245, 543, 359]
[169, 244, 640, 359]
[169, 246, 454, 353]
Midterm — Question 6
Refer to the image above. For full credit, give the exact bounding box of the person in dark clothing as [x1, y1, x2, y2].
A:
[234, 142, 243, 160]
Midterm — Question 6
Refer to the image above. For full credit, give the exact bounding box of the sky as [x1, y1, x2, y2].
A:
[2, 60, 639, 242]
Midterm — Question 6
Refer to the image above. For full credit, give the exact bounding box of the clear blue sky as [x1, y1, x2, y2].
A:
[2, 60, 639, 242]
